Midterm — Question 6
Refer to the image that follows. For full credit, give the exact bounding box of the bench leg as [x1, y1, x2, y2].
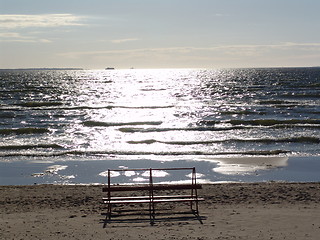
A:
[195, 200, 199, 214]
[190, 200, 199, 214]
[149, 202, 151, 222]
[149, 201, 156, 225]
[107, 203, 112, 220]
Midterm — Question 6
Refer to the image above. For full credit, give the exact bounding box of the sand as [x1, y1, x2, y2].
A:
[1, 182, 320, 240]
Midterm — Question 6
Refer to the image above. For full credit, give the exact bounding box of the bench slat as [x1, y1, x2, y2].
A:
[102, 184, 202, 192]
[103, 195, 200, 201]
[103, 198, 204, 204]
[152, 198, 204, 203]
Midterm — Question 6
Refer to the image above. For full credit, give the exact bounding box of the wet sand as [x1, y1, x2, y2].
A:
[0, 183, 319, 240]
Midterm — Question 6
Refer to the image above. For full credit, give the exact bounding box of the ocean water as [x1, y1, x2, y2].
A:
[0, 68, 319, 184]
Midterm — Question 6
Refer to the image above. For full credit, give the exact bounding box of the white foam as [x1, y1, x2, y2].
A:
[99, 170, 120, 177]
[204, 156, 289, 175]
[45, 165, 68, 174]
[142, 170, 169, 177]
[132, 177, 148, 182]
[124, 171, 136, 177]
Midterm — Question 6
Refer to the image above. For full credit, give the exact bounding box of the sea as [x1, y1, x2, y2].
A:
[0, 68, 319, 185]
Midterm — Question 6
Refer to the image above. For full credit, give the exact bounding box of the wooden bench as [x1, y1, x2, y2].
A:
[102, 167, 204, 224]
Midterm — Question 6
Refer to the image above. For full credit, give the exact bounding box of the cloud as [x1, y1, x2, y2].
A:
[0, 31, 51, 43]
[58, 42, 320, 58]
[111, 38, 139, 43]
[0, 14, 87, 43]
[214, 13, 229, 17]
[0, 14, 86, 29]
[0, 32, 21, 38]
[57, 47, 195, 58]
[203, 42, 320, 57]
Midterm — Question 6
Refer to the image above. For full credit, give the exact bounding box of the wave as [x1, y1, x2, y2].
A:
[127, 139, 158, 144]
[63, 106, 113, 110]
[199, 119, 320, 127]
[140, 88, 167, 91]
[114, 105, 174, 109]
[258, 100, 295, 105]
[0, 89, 44, 94]
[1, 104, 172, 111]
[127, 136, 320, 145]
[0, 144, 64, 150]
[0, 111, 16, 118]
[62, 105, 172, 110]
[83, 120, 163, 127]
[118, 126, 246, 133]
[264, 124, 320, 129]
[0, 105, 114, 111]
[251, 136, 320, 144]
[282, 93, 320, 98]
[119, 124, 320, 133]
[228, 119, 320, 126]
[16, 102, 64, 107]
[0, 149, 290, 157]
[220, 110, 263, 115]
[0, 128, 50, 135]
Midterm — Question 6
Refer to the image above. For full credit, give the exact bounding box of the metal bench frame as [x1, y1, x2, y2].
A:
[102, 167, 204, 224]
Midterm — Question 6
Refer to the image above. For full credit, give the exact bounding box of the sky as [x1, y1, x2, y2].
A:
[1, 0, 320, 69]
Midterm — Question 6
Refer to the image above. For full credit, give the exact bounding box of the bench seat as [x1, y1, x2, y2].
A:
[103, 195, 204, 204]
[104, 197, 204, 205]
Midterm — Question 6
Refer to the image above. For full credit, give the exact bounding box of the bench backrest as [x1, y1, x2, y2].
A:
[103, 167, 201, 199]
[102, 184, 202, 192]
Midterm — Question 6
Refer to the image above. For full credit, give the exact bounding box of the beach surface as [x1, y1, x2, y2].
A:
[1, 182, 319, 240]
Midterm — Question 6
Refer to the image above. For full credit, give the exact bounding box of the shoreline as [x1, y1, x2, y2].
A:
[1, 182, 319, 239]
[1, 155, 320, 185]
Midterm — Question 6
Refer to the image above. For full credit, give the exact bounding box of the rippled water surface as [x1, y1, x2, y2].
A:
[1, 68, 319, 161]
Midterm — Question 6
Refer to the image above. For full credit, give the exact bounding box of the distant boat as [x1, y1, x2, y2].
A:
[105, 67, 115, 70]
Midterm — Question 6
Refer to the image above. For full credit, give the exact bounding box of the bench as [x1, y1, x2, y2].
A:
[102, 167, 204, 224]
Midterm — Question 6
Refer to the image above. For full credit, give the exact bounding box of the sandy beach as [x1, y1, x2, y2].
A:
[1, 182, 319, 240]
